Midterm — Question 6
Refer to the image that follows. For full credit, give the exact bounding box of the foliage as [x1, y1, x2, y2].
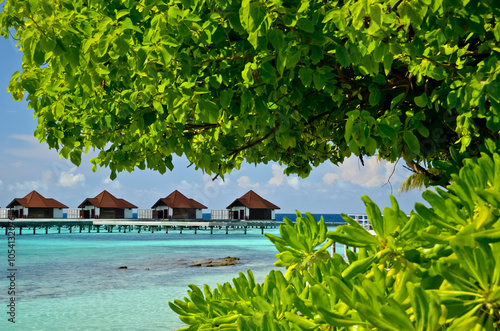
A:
[1, 0, 500, 181]
[169, 153, 500, 330]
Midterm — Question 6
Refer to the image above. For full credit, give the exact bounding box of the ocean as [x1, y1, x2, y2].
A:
[0, 214, 342, 330]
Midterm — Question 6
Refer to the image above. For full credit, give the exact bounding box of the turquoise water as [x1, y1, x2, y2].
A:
[0, 227, 286, 330]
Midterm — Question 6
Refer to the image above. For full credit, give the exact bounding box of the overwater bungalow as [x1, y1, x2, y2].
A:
[6, 190, 68, 219]
[78, 190, 137, 219]
[151, 190, 207, 219]
[226, 190, 280, 220]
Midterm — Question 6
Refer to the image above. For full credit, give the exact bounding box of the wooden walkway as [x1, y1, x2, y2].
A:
[1, 218, 345, 235]
[1, 218, 279, 235]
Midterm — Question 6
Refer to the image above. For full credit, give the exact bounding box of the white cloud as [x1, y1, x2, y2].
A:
[323, 172, 339, 185]
[286, 177, 300, 190]
[268, 164, 300, 190]
[59, 170, 85, 187]
[42, 170, 54, 186]
[237, 176, 260, 189]
[8, 180, 44, 193]
[268, 164, 285, 186]
[103, 177, 121, 190]
[339, 157, 393, 188]
[7, 134, 59, 161]
[203, 174, 231, 187]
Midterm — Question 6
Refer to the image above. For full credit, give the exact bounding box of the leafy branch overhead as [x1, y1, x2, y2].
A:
[1, 0, 499, 181]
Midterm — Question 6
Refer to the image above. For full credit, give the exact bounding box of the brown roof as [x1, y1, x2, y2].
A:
[6, 190, 68, 209]
[151, 190, 207, 209]
[226, 190, 280, 210]
[78, 190, 137, 209]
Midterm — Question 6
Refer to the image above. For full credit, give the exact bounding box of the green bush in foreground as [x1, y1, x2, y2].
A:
[169, 153, 500, 330]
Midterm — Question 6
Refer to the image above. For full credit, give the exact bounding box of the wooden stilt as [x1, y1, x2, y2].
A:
[33, 227, 36, 235]
[180, 226, 183, 234]
[210, 226, 213, 234]
[19, 227, 22, 235]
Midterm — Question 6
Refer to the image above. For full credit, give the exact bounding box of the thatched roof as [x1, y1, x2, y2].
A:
[78, 190, 137, 208]
[226, 190, 280, 210]
[151, 190, 207, 209]
[6, 190, 68, 208]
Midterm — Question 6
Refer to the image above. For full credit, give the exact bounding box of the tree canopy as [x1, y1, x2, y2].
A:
[3, 0, 500, 330]
[2, 0, 499, 182]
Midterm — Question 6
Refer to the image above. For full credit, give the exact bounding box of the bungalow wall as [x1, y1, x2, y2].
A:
[196, 209, 203, 219]
[172, 208, 196, 219]
[100, 208, 124, 219]
[28, 208, 53, 219]
[249, 209, 272, 220]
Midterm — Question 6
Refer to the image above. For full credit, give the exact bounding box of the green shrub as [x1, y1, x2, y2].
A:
[170, 153, 500, 330]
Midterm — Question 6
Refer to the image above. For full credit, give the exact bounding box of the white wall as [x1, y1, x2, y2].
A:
[124, 208, 134, 219]
[53, 208, 64, 218]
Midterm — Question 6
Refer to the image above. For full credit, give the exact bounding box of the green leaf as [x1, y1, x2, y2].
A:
[335, 45, 351, 68]
[198, 99, 219, 123]
[414, 93, 428, 108]
[284, 312, 318, 330]
[268, 29, 284, 50]
[297, 18, 314, 33]
[299, 67, 313, 87]
[317, 307, 367, 327]
[286, 46, 301, 70]
[369, 89, 381, 106]
[370, 4, 383, 27]
[391, 92, 405, 109]
[383, 54, 393, 75]
[404, 131, 421, 155]
[341, 254, 378, 279]
[310, 45, 324, 65]
[113, 35, 130, 56]
[220, 89, 233, 109]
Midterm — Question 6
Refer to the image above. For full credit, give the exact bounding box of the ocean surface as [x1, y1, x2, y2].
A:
[0, 214, 342, 330]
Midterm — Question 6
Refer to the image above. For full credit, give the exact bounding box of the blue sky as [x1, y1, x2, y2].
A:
[0, 36, 428, 214]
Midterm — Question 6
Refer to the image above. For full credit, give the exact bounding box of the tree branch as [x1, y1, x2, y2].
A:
[227, 125, 279, 160]
[404, 159, 450, 188]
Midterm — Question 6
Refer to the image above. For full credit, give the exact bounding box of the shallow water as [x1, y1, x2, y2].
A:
[0, 227, 285, 330]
